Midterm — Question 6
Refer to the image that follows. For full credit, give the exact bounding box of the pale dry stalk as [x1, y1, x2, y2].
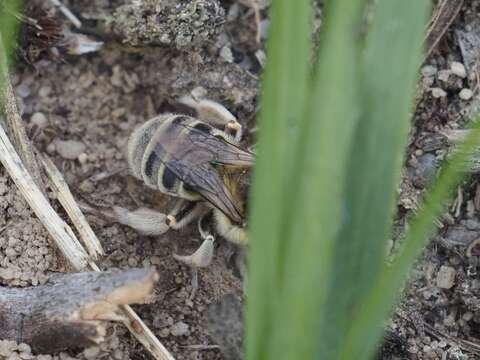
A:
[0, 35, 45, 191]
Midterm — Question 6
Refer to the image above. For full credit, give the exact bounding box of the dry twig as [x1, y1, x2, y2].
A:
[424, 0, 464, 60]
[423, 322, 480, 355]
[249, 0, 261, 44]
[41, 155, 104, 259]
[0, 36, 45, 191]
[0, 122, 89, 270]
[0, 268, 158, 354]
[49, 0, 82, 29]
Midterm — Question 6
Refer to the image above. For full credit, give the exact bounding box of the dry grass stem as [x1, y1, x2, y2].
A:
[89, 264, 177, 359]
[0, 36, 45, 191]
[49, 0, 82, 28]
[41, 155, 105, 259]
[121, 304, 176, 360]
[0, 122, 89, 270]
[425, 0, 464, 59]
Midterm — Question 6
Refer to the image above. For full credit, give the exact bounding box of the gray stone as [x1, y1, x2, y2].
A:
[170, 321, 189, 336]
[436, 266, 456, 289]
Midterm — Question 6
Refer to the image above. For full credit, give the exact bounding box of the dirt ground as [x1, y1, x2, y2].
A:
[2, 0, 480, 359]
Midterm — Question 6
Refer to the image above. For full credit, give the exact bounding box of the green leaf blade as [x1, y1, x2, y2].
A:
[342, 124, 480, 360]
[245, 1, 312, 359]
[318, 1, 430, 358]
[264, 1, 368, 359]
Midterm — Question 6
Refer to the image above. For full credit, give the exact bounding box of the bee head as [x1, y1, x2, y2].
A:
[221, 167, 251, 221]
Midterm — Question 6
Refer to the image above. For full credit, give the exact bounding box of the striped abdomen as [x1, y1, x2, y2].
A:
[127, 114, 201, 200]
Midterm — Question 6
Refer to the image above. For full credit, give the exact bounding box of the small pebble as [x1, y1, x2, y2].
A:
[112, 349, 124, 360]
[46, 142, 56, 154]
[170, 321, 189, 336]
[127, 257, 138, 267]
[451, 61, 467, 78]
[30, 112, 48, 129]
[220, 46, 234, 63]
[54, 139, 86, 160]
[423, 345, 432, 353]
[437, 70, 451, 82]
[463, 311, 474, 321]
[431, 87, 447, 98]
[37, 356, 53, 360]
[0, 268, 15, 280]
[15, 84, 31, 98]
[421, 65, 437, 77]
[422, 76, 434, 87]
[191, 86, 207, 99]
[255, 49, 267, 68]
[17, 345, 31, 356]
[412, 153, 438, 187]
[436, 265, 456, 289]
[151, 256, 162, 265]
[159, 328, 170, 338]
[227, 3, 240, 21]
[5, 248, 16, 257]
[0, 341, 17, 356]
[78, 153, 88, 165]
[459, 88, 473, 100]
[83, 346, 100, 360]
[38, 86, 52, 98]
[438, 340, 447, 348]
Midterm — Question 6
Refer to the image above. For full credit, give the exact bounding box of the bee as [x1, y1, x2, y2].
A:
[114, 96, 254, 281]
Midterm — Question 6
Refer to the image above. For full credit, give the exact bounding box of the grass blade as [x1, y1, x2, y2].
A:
[319, 1, 430, 358]
[245, 1, 311, 359]
[263, 1, 368, 359]
[342, 122, 480, 359]
[0, 0, 21, 67]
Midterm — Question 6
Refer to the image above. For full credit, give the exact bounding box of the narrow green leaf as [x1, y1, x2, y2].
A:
[0, 0, 21, 68]
[0, 0, 22, 104]
[245, 0, 311, 359]
[342, 122, 480, 359]
[319, 1, 430, 358]
[265, 1, 368, 359]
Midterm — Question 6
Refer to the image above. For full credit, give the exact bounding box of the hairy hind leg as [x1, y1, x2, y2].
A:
[111, 200, 206, 236]
[173, 210, 216, 299]
[178, 95, 243, 142]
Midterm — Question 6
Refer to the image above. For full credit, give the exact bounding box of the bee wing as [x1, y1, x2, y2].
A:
[184, 125, 255, 168]
[165, 158, 243, 223]
[205, 138, 255, 168]
[151, 124, 250, 222]
[173, 159, 243, 223]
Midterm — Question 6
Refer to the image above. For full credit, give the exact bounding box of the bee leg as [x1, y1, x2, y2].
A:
[167, 200, 208, 230]
[111, 200, 206, 236]
[177, 95, 243, 142]
[112, 206, 170, 236]
[173, 234, 215, 299]
[173, 213, 215, 299]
